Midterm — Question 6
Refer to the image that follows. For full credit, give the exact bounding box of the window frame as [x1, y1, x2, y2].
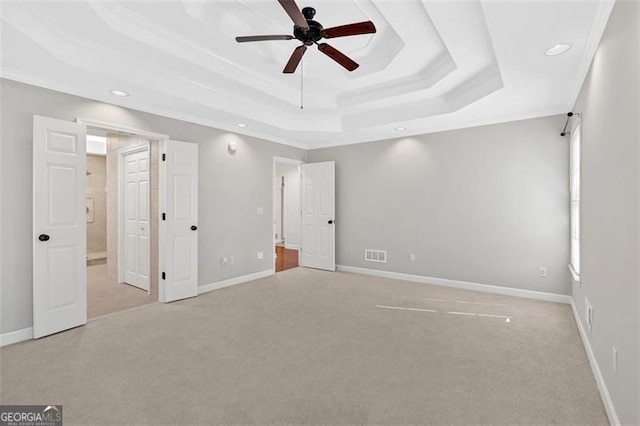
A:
[569, 124, 581, 281]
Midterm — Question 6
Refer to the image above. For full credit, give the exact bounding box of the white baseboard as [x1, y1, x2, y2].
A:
[570, 301, 620, 425]
[284, 244, 299, 251]
[0, 327, 33, 347]
[199, 269, 274, 295]
[336, 265, 572, 304]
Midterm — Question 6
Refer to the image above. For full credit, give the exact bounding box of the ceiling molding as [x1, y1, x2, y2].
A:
[304, 107, 570, 150]
[0, 0, 614, 149]
[87, 2, 301, 103]
[0, 68, 308, 149]
[567, 0, 617, 110]
[2, 1, 297, 126]
[342, 65, 503, 129]
[338, 51, 456, 109]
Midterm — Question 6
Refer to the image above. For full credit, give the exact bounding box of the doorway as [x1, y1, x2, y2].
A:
[85, 132, 158, 319]
[33, 116, 200, 339]
[273, 157, 302, 273]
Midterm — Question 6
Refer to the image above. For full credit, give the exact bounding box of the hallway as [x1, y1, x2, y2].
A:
[87, 263, 156, 319]
[275, 245, 298, 273]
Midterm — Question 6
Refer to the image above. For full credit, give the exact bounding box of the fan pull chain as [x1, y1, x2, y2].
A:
[300, 59, 304, 109]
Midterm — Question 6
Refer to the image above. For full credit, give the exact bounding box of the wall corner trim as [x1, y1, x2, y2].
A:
[0, 327, 33, 348]
[570, 301, 621, 426]
[336, 265, 573, 304]
[198, 269, 275, 295]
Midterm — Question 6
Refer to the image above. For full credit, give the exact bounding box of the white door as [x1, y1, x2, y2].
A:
[300, 161, 335, 271]
[123, 150, 150, 291]
[33, 115, 87, 338]
[160, 140, 198, 302]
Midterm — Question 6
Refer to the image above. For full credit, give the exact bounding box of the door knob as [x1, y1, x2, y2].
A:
[191, 225, 198, 231]
[328, 220, 334, 225]
[38, 234, 50, 242]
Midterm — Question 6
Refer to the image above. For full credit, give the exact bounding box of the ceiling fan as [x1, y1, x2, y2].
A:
[235, 0, 376, 73]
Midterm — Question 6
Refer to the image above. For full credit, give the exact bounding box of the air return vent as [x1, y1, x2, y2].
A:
[364, 249, 387, 263]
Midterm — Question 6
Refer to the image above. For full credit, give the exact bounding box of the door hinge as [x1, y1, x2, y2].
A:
[162, 272, 166, 280]
[162, 153, 166, 162]
[162, 212, 166, 221]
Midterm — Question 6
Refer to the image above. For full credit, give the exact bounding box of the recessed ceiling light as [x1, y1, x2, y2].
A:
[236, 123, 248, 128]
[394, 127, 407, 131]
[110, 89, 129, 97]
[544, 44, 571, 56]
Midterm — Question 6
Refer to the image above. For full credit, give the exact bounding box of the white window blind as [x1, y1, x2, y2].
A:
[569, 125, 581, 278]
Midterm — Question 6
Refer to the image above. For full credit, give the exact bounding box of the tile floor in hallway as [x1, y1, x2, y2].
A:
[87, 262, 157, 319]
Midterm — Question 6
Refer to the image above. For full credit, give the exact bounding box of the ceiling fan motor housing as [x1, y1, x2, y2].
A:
[294, 7, 324, 46]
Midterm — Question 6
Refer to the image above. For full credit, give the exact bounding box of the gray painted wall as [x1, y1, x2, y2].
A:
[0, 79, 305, 335]
[308, 115, 571, 295]
[571, 1, 639, 424]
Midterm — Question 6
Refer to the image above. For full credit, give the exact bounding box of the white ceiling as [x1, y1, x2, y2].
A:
[0, 0, 614, 149]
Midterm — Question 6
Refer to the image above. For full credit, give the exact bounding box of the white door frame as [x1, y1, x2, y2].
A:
[76, 118, 170, 301]
[272, 156, 303, 271]
[117, 142, 150, 290]
[75, 118, 170, 141]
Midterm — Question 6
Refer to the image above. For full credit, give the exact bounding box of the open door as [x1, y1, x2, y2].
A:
[300, 161, 335, 271]
[160, 140, 198, 302]
[33, 115, 87, 338]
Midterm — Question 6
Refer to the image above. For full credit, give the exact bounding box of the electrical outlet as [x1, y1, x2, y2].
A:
[585, 297, 593, 331]
[229, 256, 235, 265]
[612, 347, 618, 373]
[257, 251, 264, 260]
[409, 253, 416, 262]
[257, 207, 264, 216]
[538, 266, 547, 277]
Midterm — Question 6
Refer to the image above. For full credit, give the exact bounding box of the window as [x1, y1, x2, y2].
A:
[569, 125, 581, 280]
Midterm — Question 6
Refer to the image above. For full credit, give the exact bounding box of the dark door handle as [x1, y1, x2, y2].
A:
[191, 226, 198, 231]
[38, 234, 50, 242]
[328, 220, 334, 225]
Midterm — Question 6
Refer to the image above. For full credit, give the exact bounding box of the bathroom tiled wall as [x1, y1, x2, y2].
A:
[86, 154, 107, 257]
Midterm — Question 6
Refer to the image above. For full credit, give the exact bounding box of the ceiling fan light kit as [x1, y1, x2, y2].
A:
[235, 0, 376, 74]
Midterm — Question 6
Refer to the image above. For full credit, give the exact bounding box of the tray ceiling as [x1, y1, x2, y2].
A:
[0, 0, 614, 148]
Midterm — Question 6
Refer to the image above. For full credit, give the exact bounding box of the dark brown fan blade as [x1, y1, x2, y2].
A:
[317, 43, 359, 71]
[283, 45, 307, 73]
[323, 21, 376, 39]
[236, 35, 294, 43]
[278, 0, 309, 29]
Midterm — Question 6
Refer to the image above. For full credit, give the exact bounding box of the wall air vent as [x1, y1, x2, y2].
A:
[365, 249, 387, 263]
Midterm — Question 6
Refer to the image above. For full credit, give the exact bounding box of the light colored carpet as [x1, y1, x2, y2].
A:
[87, 263, 156, 319]
[0, 268, 607, 425]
